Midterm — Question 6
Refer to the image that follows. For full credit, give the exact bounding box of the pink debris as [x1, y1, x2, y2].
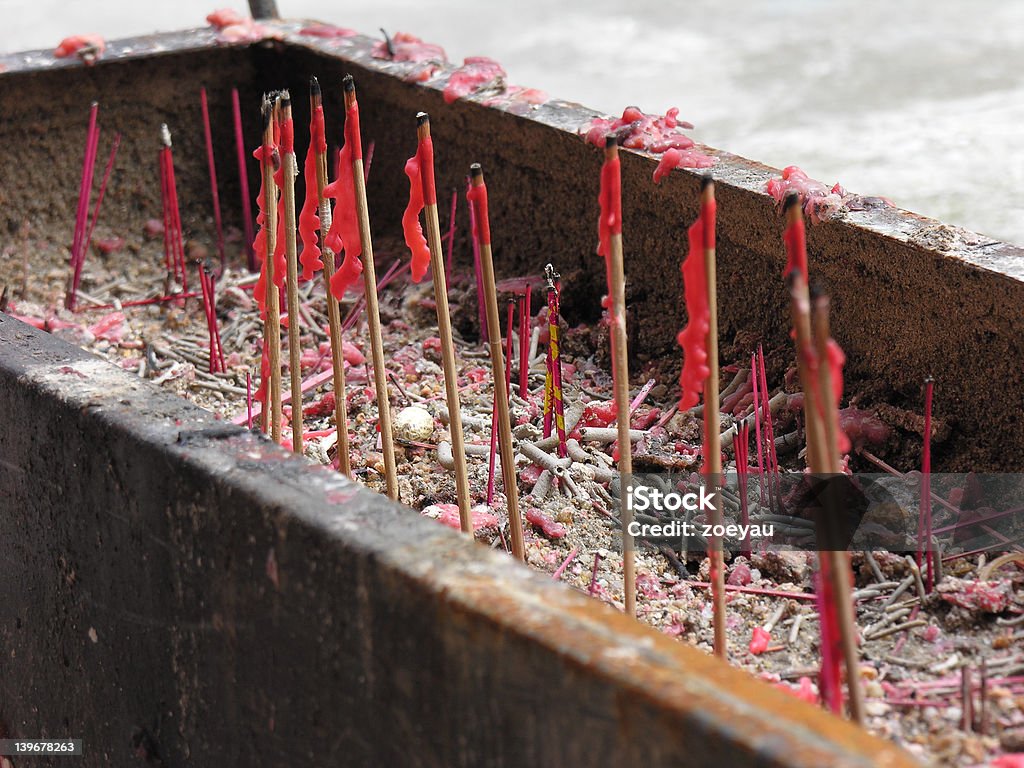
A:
[518, 464, 543, 485]
[921, 624, 941, 643]
[96, 236, 125, 255]
[525, 507, 567, 539]
[299, 24, 357, 38]
[54, 34, 105, 62]
[143, 218, 165, 239]
[443, 57, 506, 104]
[938, 578, 1012, 613]
[652, 147, 716, 182]
[303, 391, 336, 418]
[342, 341, 365, 366]
[775, 677, 818, 705]
[11, 314, 46, 329]
[426, 503, 500, 532]
[838, 407, 890, 448]
[87, 311, 127, 342]
[727, 562, 752, 587]
[764, 166, 890, 224]
[583, 106, 697, 153]
[206, 8, 246, 27]
[992, 756, 1024, 768]
[748, 626, 771, 655]
[481, 86, 549, 114]
[636, 572, 667, 599]
[422, 336, 442, 357]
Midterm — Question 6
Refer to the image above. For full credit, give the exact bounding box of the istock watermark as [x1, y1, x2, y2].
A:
[617, 471, 1024, 556]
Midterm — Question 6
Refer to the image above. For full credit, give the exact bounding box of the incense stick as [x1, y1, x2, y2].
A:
[469, 163, 524, 560]
[231, 87, 256, 271]
[66, 103, 100, 311]
[344, 75, 398, 499]
[278, 92, 304, 454]
[601, 136, 636, 616]
[310, 78, 352, 477]
[262, 96, 283, 443]
[700, 176, 727, 658]
[417, 113, 473, 531]
[810, 287, 865, 724]
[200, 88, 226, 272]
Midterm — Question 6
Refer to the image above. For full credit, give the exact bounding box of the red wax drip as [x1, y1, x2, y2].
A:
[443, 56, 506, 104]
[401, 149, 431, 283]
[324, 101, 364, 299]
[297, 105, 326, 282]
[252, 140, 276, 319]
[270, 119, 288, 291]
[418, 135, 438, 206]
[466, 180, 491, 245]
[676, 204, 712, 410]
[783, 213, 808, 281]
[465, 180, 487, 341]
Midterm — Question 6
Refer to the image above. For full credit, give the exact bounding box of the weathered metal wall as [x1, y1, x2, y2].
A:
[0, 314, 914, 766]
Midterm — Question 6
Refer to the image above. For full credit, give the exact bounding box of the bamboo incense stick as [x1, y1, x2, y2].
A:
[231, 87, 256, 271]
[601, 136, 635, 616]
[310, 78, 352, 477]
[263, 96, 283, 443]
[700, 176, 727, 658]
[469, 163, 524, 560]
[810, 288, 865, 725]
[278, 92, 304, 454]
[417, 113, 473, 531]
[200, 87, 226, 272]
[344, 75, 398, 499]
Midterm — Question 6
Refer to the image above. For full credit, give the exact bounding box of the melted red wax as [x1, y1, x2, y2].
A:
[443, 57, 506, 104]
[270, 128, 288, 292]
[253, 339, 270, 405]
[525, 508, 567, 539]
[481, 86, 549, 114]
[767, 166, 850, 224]
[584, 106, 696, 153]
[837, 407, 890, 448]
[466, 180, 491, 246]
[252, 142, 276, 319]
[402, 139, 432, 283]
[298, 105, 326, 282]
[676, 199, 714, 410]
[323, 100, 364, 299]
[205, 8, 270, 43]
[824, 339, 851, 453]
[782, 206, 808, 281]
[596, 151, 622, 274]
[206, 8, 246, 27]
[299, 24, 356, 38]
[775, 677, 818, 705]
[371, 32, 447, 82]
[652, 147, 716, 182]
[748, 626, 771, 655]
[55, 34, 105, 61]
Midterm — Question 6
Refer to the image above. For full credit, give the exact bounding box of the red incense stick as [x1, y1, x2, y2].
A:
[444, 188, 457, 284]
[70, 131, 120, 311]
[920, 377, 935, 591]
[200, 88, 226, 272]
[231, 88, 256, 271]
[518, 285, 531, 395]
[66, 103, 100, 310]
[751, 351, 766, 506]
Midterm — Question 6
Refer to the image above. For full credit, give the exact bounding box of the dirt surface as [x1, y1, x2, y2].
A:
[4, 220, 1023, 766]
